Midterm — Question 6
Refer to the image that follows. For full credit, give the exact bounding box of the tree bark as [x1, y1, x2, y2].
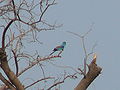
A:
[0, 48, 24, 90]
[75, 58, 102, 90]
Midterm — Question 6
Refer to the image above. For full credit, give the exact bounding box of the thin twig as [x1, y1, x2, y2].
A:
[37, 56, 46, 82]
[47, 73, 77, 90]
[67, 23, 94, 75]
[25, 77, 54, 89]
[31, 0, 56, 25]
[11, 0, 17, 18]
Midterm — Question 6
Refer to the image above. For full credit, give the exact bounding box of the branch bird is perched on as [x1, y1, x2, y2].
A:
[49, 42, 66, 56]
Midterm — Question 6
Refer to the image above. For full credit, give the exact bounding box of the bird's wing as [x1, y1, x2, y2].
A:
[54, 46, 64, 51]
[56, 46, 62, 49]
[53, 46, 61, 51]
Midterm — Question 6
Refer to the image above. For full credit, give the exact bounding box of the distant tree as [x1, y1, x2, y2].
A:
[0, 0, 102, 90]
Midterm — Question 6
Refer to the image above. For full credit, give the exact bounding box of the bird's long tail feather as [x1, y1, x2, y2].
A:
[49, 51, 55, 55]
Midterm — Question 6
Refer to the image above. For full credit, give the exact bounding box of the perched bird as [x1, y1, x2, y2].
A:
[49, 42, 66, 56]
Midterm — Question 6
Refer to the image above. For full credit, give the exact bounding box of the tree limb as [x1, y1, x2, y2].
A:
[0, 48, 24, 90]
[0, 73, 16, 90]
[12, 50, 19, 77]
[2, 19, 15, 48]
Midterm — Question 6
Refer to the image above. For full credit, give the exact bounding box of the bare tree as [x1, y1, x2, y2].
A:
[0, 0, 102, 90]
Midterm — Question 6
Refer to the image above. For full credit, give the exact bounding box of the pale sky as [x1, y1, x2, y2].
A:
[43, 0, 120, 90]
[1, 0, 120, 90]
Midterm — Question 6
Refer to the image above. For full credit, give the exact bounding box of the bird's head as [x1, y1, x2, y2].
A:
[62, 42, 66, 46]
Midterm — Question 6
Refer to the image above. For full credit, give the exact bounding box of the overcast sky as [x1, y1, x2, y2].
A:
[46, 0, 120, 90]
[1, 0, 120, 90]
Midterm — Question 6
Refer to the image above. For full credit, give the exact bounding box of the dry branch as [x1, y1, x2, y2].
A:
[12, 50, 19, 76]
[25, 77, 54, 89]
[18, 55, 61, 76]
[48, 73, 77, 90]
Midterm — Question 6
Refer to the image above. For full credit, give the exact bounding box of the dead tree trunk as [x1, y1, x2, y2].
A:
[75, 55, 102, 90]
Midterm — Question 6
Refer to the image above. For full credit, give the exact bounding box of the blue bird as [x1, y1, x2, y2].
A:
[49, 42, 66, 56]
